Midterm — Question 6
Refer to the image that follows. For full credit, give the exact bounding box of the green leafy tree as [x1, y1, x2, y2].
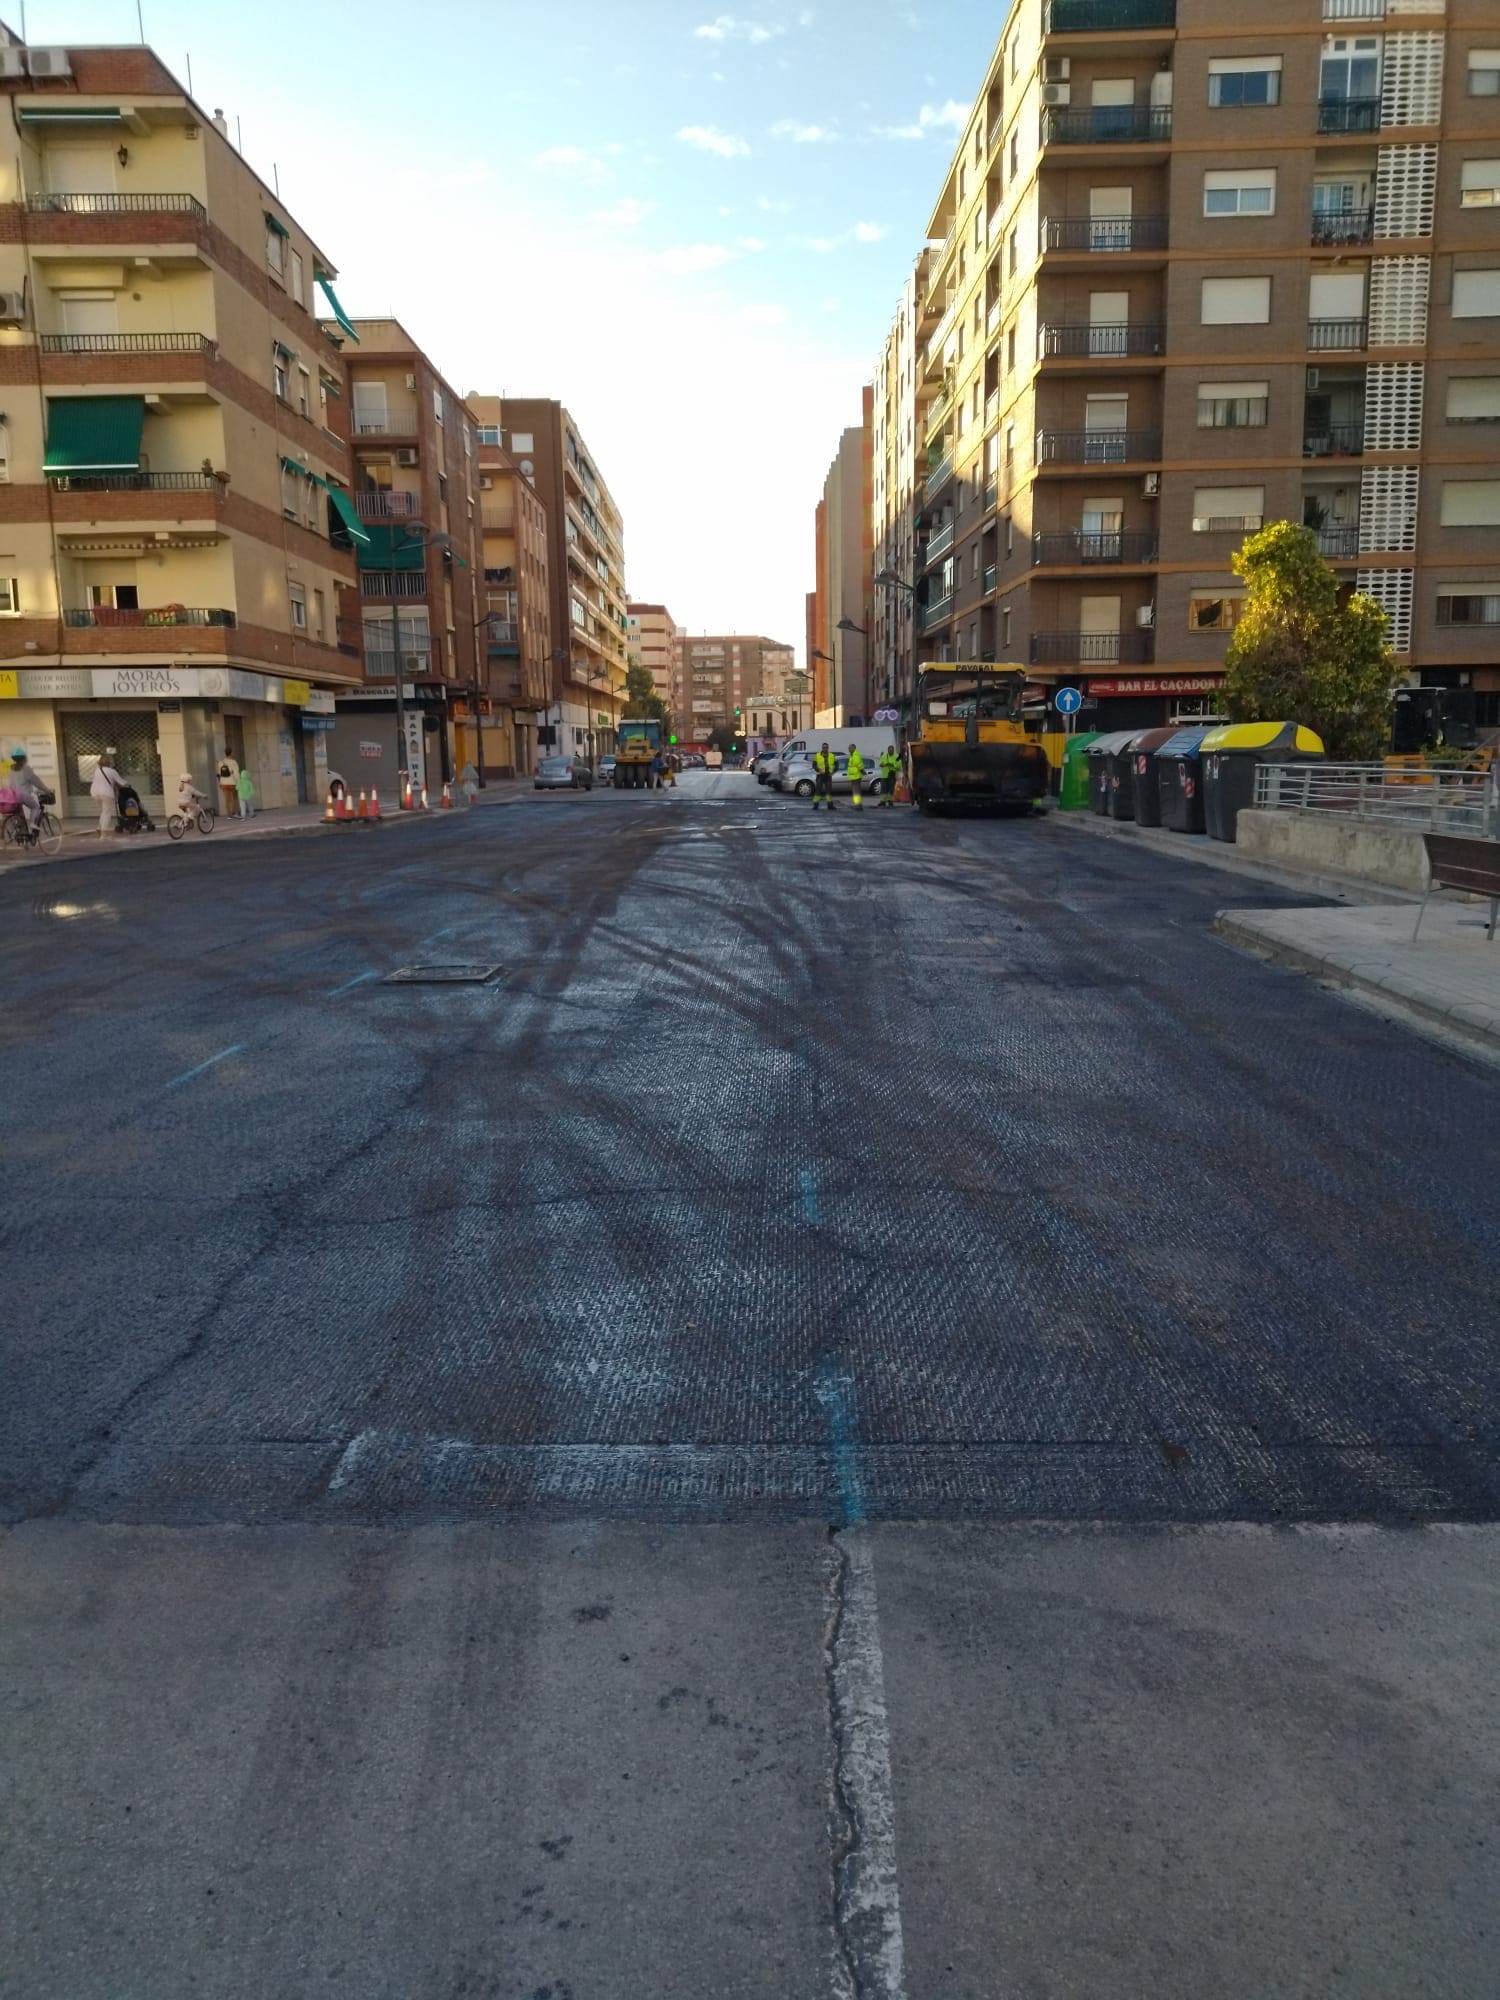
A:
[623, 661, 667, 723]
[707, 724, 738, 754]
[1223, 521, 1402, 759]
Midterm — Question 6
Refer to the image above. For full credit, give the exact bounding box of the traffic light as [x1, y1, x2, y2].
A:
[669, 734, 678, 744]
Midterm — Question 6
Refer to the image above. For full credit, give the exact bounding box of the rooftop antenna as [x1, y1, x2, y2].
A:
[272, 161, 280, 197]
[136, 0, 146, 41]
[236, 115, 243, 153]
[185, 51, 193, 94]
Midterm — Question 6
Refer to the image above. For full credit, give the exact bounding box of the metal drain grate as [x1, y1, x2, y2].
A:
[383, 964, 503, 985]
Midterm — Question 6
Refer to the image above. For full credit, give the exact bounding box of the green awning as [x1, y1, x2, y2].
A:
[19, 106, 126, 124]
[315, 272, 360, 344]
[264, 211, 290, 238]
[44, 395, 144, 475]
[360, 523, 425, 572]
[323, 484, 371, 548]
[280, 454, 311, 479]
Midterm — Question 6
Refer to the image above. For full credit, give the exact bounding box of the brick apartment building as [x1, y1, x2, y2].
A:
[471, 397, 553, 779]
[670, 631, 800, 740]
[625, 600, 677, 711]
[871, 0, 1500, 732]
[810, 408, 873, 726]
[0, 29, 364, 816]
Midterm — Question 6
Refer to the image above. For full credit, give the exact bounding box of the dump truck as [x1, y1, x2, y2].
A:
[904, 664, 1049, 813]
[613, 718, 663, 788]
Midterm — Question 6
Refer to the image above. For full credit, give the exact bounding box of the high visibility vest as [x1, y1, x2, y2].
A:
[814, 751, 836, 774]
[847, 752, 865, 778]
[879, 752, 899, 778]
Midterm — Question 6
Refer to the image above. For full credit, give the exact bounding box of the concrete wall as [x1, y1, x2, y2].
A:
[1235, 808, 1431, 893]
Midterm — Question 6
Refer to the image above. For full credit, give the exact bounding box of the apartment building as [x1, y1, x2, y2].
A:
[0, 33, 364, 815]
[811, 403, 873, 725]
[625, 601, 678, 711]
[323, 320, 484, 793]
[878, 0, 1500, 731]
[470, 397, 553, 778]
[871, 251, 929, 719]
[670, 631, 799, 740]
[490, 398, 628, 763]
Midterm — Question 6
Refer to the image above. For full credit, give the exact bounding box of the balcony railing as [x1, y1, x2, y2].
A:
[1033, 529, 1159, 565]
[925, 452, 955, 496]
[39, 331, 215, 355]
[1194, 514, 1263, 533]
[360, 573, 428, 599]
[1042, 106, 1172, 146]
[1324, 0, 1384, 14]
[983, 563, 998, 593]
[1044, 0, 1176, 28]
[1308, 318, 1368, 351]
[27, 191, 207, 220]
[1040, 215, 1169, 253]
[46, 470, 220, 491]
[487, 619, 520, 646]
[984, 476, 998, 511]
[923, 521, 956, 564]
[1316, 97, 1381, 133]
[1039, 321, 1165, 358]
[353, 490, 419, 519]
[1311, 206, 1374, 245]
[1303, 422, 1365, 456]
[1031, 630, 1152, 665]
[63, 605, 235, 628]
[1315, 524, 1361, 558]
[353, 409, 420, 436]
[921, 593, 954, 630]
[1036, 428, 1161, 464]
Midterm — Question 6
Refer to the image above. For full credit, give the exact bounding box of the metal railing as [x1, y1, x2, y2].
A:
[1316, 97, 1381, 133]
[353, 409, 419, 435]
[1034, 529, 1158, 565]
[1036, 428, 1161, 464]
[363, 644, 436, 679]
[1042, 106, 1172, 146]
[63, 605, 235, 628]
[923, 521, 956, 564]
[1254, 762, 1497, 835]
[487, 619, 520, 646]
[1040, 214, 1169, 253]
[983, 563, 998, 593]
[47, 470, 220, 491]
[1040, 321, 1165, 358]
[1315, 524, 1361, 558]
[1308, 318, 1367, 350]
[359, 573, 428, 599]
[925, 452, 955, 495]
[1303, 423, 1365, 457]
[1044, 0, 1176, 28]
[1030, 630, 1152, 664]
[27, 191, 207, 219]
[1324, 0, 1384, 15]
[353, 490, 419, 519]
[1311, 207, 1374, 245]
[921, 593, 954, 629]
[39, 331, 215, 355]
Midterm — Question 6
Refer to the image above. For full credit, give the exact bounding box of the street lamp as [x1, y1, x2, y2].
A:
[835, 617, 870, 726]
[874, 568, 918, 715]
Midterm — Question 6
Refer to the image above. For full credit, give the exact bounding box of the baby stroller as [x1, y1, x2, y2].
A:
[114, 783, 155, 835]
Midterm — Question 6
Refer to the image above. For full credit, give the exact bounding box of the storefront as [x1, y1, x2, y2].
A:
[1084, 674, 1226, 731]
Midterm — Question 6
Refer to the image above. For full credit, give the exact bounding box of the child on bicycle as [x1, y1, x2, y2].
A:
[177, 772, 208, 819]
[7, 749, 49, 833]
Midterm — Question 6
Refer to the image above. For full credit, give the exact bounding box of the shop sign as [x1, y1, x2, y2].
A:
[299, 715, 336, 733]
[0, 672, 16, 700]
[92, 666, 196, 699]
[282, 679, 311, 707]
[1087, 675, 1224, 698]
[306, 688, 336, 716]
[359, 739, 383, 759]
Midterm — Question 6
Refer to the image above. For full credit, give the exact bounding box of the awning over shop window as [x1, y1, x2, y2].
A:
[264, 211, 290, 238]
[323, 483, 371, 548]
[314, 270, 360, 344]
[44, 395, 145, 475]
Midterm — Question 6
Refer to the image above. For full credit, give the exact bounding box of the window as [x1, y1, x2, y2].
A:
[297, 367, 311, 420]
[273, 351, 289, 400]
[1309, 270, 1366, 321]
[280, 463, 299, 518]
[972, 545, 981, 579]
[1452, 269, 1500, 317]
[1468, 50, 1500, 97]
[1203, 169, 1276, 217]
[1193, 484, 1264, 531]
[1001, 605, 1012, 648]
[312, 588, 326, 641]
[432, 387, 444, 424]
[265, 223, 284, 279]
[1446, 377, 1500, 422]
[1197, 380, 1269, 427]
[0, 577, 18, 615]
[1207, 55, 1282, 107]
[1460, 160, 1500, 207]
[1189, 593, 1245, 630]
[289, 248, 304, 307]
[1201, 275, 1271, 323]
[1436, 590, 1500, 624]
[1007, 326, 1016, 373]
[289, 583, 307, 631]
[1320, 38, 1380, 103]
[1004, 513, 1013, 556]
[1009, 133, 1018, 178]
[476, 425, 501, 446]
[1439, 479, 1500, 526]
[511, 432, 534, 453]
[1004, 422, 1014, 464]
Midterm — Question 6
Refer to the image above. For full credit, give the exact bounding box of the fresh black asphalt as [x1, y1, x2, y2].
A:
[6, 774, 1499, 1529]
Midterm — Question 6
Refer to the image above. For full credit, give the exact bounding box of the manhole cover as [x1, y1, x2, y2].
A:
[384, 964, 503, 985]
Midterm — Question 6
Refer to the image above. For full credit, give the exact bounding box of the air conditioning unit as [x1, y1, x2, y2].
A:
[1142, 472, 1160, 496]
[395, 446, 418, 466]
[1041, 82, 1071, 106]
[1042, 55, 1071, 82]
[1306, 367, 1321, 390]
[0, 45, 28, 78]
[480, 476, 492, 490]
[1136, 603, 1155, 628]
[402, 654, 423, 675]
[26, 46, 73, 76]
[403, 372, 416, 390]
[0, 289, 26, 325]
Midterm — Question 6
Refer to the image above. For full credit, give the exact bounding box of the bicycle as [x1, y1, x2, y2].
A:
[167, 804, 218, 840]
[1, 806, 64, 856]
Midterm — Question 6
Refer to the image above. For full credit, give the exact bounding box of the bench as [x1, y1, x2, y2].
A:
[1415, 832, 1500, 943]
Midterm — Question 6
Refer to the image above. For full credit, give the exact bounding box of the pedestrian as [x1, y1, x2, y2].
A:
[6, 748, 49, 836]
[91, 749, 122, 838]
[235, 765, 256, 819]
[877, 745, 901, 807]
[215, 748, 239, 820]
[458, 760, 479, 807]
[812, 741, 837, 811]
[176, 771, 208, 820]
[650, 749, 666, 790]
[846, 743, 867, 812]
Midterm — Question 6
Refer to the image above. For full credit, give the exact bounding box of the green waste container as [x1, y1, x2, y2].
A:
[1059, 731, 1099, 809]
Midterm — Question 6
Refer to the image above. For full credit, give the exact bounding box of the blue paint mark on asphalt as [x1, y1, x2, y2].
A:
[815, 1359, 866, 1527]
[799, 1167, 820, 1226]
[418, 926, 453, 950]
[166, 1045, 246, 1090]
[326, 969, 378, 997]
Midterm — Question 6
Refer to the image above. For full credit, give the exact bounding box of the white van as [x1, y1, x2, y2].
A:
[765, 726, 896, 790]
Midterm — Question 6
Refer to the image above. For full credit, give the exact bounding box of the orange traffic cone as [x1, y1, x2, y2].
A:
[357, 786, 368, 819]
[402, 776, 413, 811]
[368, 785, 382, 820]
[440, 781, 452, 808]
[324, 787, 337, 822]
[336, 787, 352, 820]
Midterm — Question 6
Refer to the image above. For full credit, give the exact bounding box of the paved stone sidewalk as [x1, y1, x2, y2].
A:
[1217, 898, 1500, 1054]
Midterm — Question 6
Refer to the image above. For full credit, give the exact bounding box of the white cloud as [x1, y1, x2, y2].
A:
[532, 144, 589, 167]
[591, 196, 656, 229]
[693, 13, 784, 41]
[770, 119, 837, 143]
[794, 222, 888, 252]
[799, 235, 838, 254]
[756, 194, 793, 212]
[740, 301, 790, 326]
[677, 123, 752, 158]
[650, 242, 746, 273]
[797, 6, 816, 23]
[871, 98, 970, 141]
[853, 220, 886, 242]
[735, 235, 768, 252]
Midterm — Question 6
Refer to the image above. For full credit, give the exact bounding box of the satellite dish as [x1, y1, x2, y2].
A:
[520, 459, 534, 476]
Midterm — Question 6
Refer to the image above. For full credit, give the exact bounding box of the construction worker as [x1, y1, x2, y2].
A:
[846, 743, 867, 811]
[812, 742, 837, 811]
[877, 744, 901, 807]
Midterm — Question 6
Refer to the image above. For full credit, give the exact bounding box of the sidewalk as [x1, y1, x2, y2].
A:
[1217, 899, 1500, 1055]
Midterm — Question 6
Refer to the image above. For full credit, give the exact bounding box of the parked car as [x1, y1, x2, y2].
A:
[765, 726, 896, 791]
[781, 753, 880, 799]
[534, 755, 594, 791]
[598, 755, 617, 783]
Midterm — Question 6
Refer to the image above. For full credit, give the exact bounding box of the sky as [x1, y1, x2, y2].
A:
[21, 0, 1005, 660]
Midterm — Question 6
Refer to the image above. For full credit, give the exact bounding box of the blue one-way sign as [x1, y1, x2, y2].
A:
[1054, 686, 1083, 716]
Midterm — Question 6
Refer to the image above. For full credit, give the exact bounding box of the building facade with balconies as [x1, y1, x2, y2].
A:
[668, 632, 801, 743]
[469, 404, 553, 779]
[871, 0, 1500, 732]
[625, 601, 679, 719]
[0, 36, 365, 814]
[811, 400, 873, 726]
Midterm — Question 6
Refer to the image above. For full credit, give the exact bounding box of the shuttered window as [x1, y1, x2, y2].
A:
[1193, 485, 1265, 531]
[1201, 276, 1271, 323]
[1446, 377, 1500, 421]
[1452, 269, 1500, 317]
[1439, 480, 1500, 526]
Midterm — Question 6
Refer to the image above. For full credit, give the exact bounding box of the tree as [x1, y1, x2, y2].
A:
[1222, 521, 1402, 760]
[623, 661, 667, 723]
[707, 724, 738, 754]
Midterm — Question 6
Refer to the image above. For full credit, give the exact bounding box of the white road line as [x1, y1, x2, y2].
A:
[327, 1429, 378, 1492]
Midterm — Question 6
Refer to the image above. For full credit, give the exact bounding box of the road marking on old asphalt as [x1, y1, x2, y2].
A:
[801, 1167, 822, 1227]
[325, 969, 378, 997]
[328, 1430, 378, 1491]
[165, 1044, 246, 1089]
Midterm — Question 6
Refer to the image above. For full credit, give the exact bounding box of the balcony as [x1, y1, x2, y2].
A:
[38, 331, 215, 356]
[63, 605, 235, 628]
[921, 593, 954, 630]
[983, 563, 998, 593]
[1308, 318, 1368, 351]
[1315, 524, 1361, 558]
[925, 452, 956, 497]
[1033, 529, 1158, 565]
[1035, 428, 1161, 464]
[1030, 630, 1153, 665]
[360, 573, 428, 599]
[364, 641, 436, 679]
[1040, 215, 1169, 253]
[354, 490, 419, 520]
[1043, 0, 1176, 26]
[1303, 422, 1365, 457]
[1039, 321, 1165, 358]
[1323, 0, 1384, 14]
[353, 407, 420, 436]
[1310, 206, 1374, 246]
[1041, 106, 1172, 146]
[45, 470, 220, 492]
[486, 618, 520, 648]
[1316, 97, 1381, 134]
[984, 476, 998, 510]
[27, 191, 207, 220]
[923, 521, 956, 564]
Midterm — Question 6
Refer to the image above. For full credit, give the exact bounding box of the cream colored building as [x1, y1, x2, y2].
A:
[625, 601, 678, 712]
[0, 33, 365, 813]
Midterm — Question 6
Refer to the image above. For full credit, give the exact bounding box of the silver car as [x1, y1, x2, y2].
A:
[533, 754, 594, 791]
[781, 753, 880, 800]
